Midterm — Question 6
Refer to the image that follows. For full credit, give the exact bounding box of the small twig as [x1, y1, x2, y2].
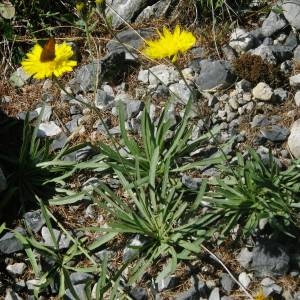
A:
[200, 244, 254, 300]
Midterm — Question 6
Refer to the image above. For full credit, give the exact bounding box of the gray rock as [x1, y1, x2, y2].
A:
[195, 59, 236, 91]
[261, 277, 283, 296]
[6, 263, 26, 276]
[169, 81, 193, 104]
[284, 30, 298, 48]
[106, 28, 154, 57]
[123, 235, 146, 262]
[93, 249, 114, 263]
[190, 47, 206, 59]
[85, 204, 98, 219]
[251, 114, 281, 128]
[220, 273, 235, 293]
[109, 126, 121, 135]
[235, 79, 252, 93]
[147, 64, 180, 86]
[94, 89, 114, 109]
[176, 280, 208, 300]
[229, 28, 255, 52]
[263, 38, 273, 46]
[192, 119, 206, 139]
[0, 228, 25, 254]
[238, 272, 251, 289]
[222, 45, 237, 61]
[37, 121, 62, 138]
[227, 111, 238, 122]
[41, 91, 54, 102]
[182, 175, 202, 190]
[51, 133, 68, 151]
[65, 283, 87, 300]
[249, 27, 264, 40]
[0, 167, 7, 192]
[282, 0, 300, 30]
[274, 33, 287, 44]
[41, 227, 71, 249]
[4, 289, 23, 300]
[237, 247, 253, 268]
[1, 96, 11, 103]
[273, 88, 288, 102]
[151, 84, 169, 100]
[130, 287, 148, 300]
[138, 69, 149, 83]
[136, 0, 171, 22]
[26, 279, 40, 290]
[75, 145, 95, 162]
[250, 45, 277, 64]
[252, 82, 273, 101]
[260, 125, 290, 142]
[228, 97, 239, 110]
[261, 11, 288, 37]
[23, 210, 45, 233]
[106, 0, 148, 28]
[102, 83, 115, 96]
[156, 275, 178, 292]
[209, 287, 220, 300]
[66, 117, 80, 133]
[238, 101, 254, 115]
[241, 92, 252, 104]
[35, 105, 52, 122]
[115, 99, 143, 120]
[70, 272, 94, 285]
[263, 37, 273, 45]
[288, 118, 300, 158]
[295, 91, 300, 106]
[294, 45, 300, 63]
[269, 45, 295, 62]
[250, 242, 290, 277]
[16, 110, 38, 121]
[9, 67, 31, 87]
[257, 148, 282, 168]
[289, 74, 300, 87]
[69, 60, 101, 93]
[82, 177, 101, 191]
[280, 60, 293, 74]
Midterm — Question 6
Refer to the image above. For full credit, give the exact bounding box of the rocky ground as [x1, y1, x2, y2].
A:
[1, 0, 300, 299]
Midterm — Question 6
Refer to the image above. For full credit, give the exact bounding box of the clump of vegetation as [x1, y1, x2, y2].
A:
[232, 53, 285, 86]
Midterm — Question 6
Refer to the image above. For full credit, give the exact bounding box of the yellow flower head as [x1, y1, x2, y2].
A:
[21, 39, 77, 80]
[76, 1, 85, 12]
[95, 0, 105, 4]
[254, 288, 272, 300]
[142, 25, 196, 62]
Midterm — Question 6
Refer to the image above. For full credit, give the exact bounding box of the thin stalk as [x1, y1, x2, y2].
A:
[200, 244, 254, 300]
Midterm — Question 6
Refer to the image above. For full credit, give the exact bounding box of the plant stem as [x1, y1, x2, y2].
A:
[200, 244, 254, 300]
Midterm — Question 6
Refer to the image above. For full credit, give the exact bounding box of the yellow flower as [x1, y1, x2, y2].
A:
[95, 0, 105, 4]
[21, 40, 77, 80]
[76, 1, 85, 12]
[142, 25, 196, 62]
[254, 288, 272, 300]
